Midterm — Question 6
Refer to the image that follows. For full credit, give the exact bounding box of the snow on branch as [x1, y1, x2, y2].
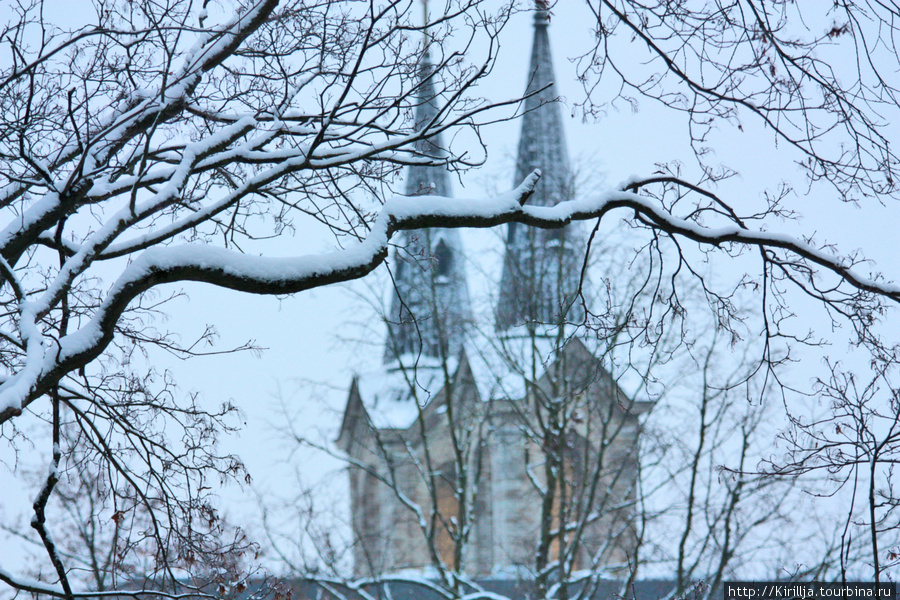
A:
[0, 0, 280, 270]
[1, 170, 897, 427]
[0, 566, 227, 600]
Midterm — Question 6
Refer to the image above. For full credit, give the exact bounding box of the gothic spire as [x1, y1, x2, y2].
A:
[383, 50, 472, 365]
[495, 8, 585, 333]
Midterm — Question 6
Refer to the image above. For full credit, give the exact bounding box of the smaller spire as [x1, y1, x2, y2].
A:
[383, 45, 472, 365]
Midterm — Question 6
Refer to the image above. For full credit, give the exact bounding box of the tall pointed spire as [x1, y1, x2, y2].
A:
[496, 8, 585, 333]
[383, 49, 472, 365]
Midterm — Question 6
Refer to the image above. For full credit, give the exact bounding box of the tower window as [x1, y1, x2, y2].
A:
[434, 239, 452, 278]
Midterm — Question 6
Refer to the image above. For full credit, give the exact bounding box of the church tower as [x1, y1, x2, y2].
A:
[496, 8, 585, 333]
[337, 6, 644, 581]
[383, 50, 472, 364]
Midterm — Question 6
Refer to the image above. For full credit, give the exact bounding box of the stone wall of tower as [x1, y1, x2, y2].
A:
[489, 420, 531, 570]
[387, 447, 429, 569]
[348, 437, 431, 577]
[347, 433, 392, 574]
[346, 360, 642, 578]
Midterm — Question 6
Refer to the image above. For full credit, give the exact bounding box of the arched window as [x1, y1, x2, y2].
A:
[434, 239, 452, 278]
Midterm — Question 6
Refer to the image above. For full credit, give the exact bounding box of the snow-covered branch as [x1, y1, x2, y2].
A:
[0, 0, 523, 590]
[3, 169, 898, 424]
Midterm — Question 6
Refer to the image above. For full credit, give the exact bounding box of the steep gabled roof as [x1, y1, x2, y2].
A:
[536, 337, 653, 416]
[462, 333, 651, 411]
[336, 364, 449, 450]
[336, 376, 365, 453]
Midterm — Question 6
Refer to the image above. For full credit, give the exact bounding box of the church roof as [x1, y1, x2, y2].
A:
[464, 334, 652, 411]
[496, 9, 586, 332]
[354, 360, 455, 430]
[383, 50, 472, 364]
[338, 336, 651, 453]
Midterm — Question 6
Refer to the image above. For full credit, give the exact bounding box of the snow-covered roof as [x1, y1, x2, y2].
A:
[351, 330, 654, 435]
[355, 359, 456, 430]
[463, 331, 560, 401]
[463, 330, 654, 409]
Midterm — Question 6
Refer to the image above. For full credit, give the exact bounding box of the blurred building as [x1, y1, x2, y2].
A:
[336, 9, 650, 579]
